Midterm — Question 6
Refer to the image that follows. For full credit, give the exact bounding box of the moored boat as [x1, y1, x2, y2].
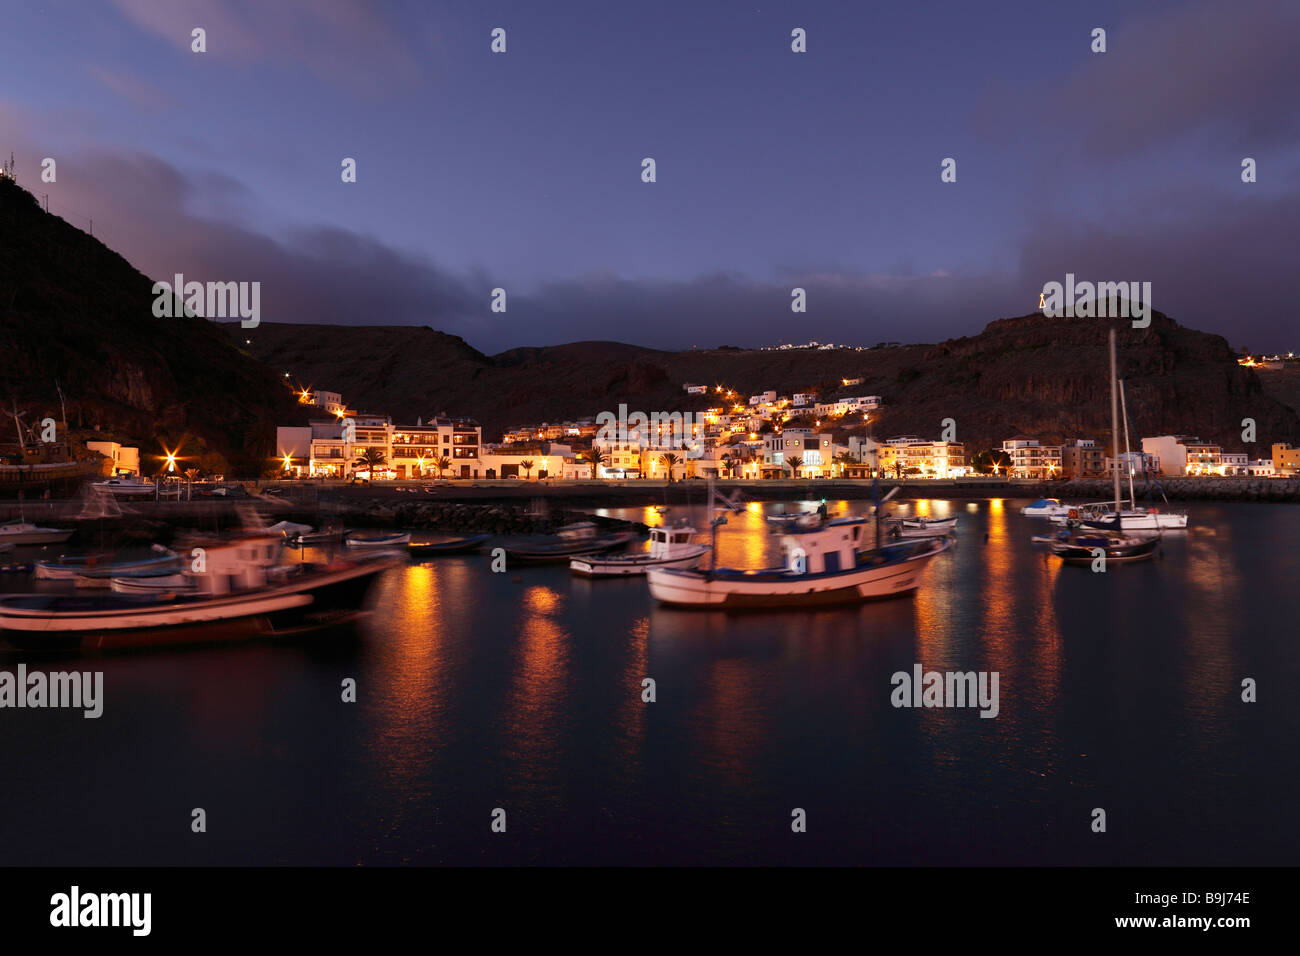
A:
[1045, 330, 1160, 566]
[889, 515, 958, 538]
[1021, 498, 1072, 518]
[91, 476, 157, 497]
[0, 532, 401, 650]
[346, 531, 412, 548]
[1048, 531, 1160, 564]
[36, 545, 179, 582]
[501, 522, 635, 563]
[570, 522, 708, 577]
[407, 533, 492, 557]
[647, 516, 951, 608]
[0, 521, 75, 545]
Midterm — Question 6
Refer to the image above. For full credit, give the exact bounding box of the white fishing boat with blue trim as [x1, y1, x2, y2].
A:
[647, 515, 951, 608]
[570, 522, 708, 577]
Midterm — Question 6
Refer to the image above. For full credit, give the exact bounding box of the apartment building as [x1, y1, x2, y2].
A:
[1141, 436, 1223, 476]
[878, 437, 968, 479]
[1001, 437, 1064, 479]
[1061, 439, 1106, 479]
[1272, 443, 1300, 476]
[762, 428, 835, 476]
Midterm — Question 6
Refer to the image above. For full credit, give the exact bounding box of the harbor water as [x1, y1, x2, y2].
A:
[0, 498, 1295, 865]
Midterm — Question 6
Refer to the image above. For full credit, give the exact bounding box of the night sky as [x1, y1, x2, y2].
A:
[2, 0, 1297, 352]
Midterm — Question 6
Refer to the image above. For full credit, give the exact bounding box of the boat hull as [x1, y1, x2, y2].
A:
[407, 533, 492, 557]
[347, 533, 411, 547]
[570, 546, 708, 578]
[1079, 513, 1187, 530]
[647, 539, 950, 608]
[1050, 535, 1159, 564]
[0, 530, 74, 546]
[0, 557, 398, 651]
[503, 531, 635, 563]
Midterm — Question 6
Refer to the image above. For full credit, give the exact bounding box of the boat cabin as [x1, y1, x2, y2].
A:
[777, 517, 867, 574]
[179, 533, 285, 595]
[649, 524, 698, 559]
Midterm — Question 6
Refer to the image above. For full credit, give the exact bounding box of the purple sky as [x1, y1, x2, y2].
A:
[2, 0, 1297, 352]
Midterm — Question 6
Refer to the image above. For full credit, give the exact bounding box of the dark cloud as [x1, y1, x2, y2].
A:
[972, 0, 1300, 157]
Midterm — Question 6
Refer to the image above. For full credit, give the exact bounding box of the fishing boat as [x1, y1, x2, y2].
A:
[1048, 330, 1160, 566]
[570, 522, 709, 577]
[407, 533, 492, 557]
[0, 532, 401, 650]
[346, 531, 412, 548]
[0, 521, 75, 545]
[91, 476, 157, 498]
[501, 522, 635, 563]
[647, 515, 951, 608]
[1021, 498, 1072, 518]
[35, 545, 179, 581]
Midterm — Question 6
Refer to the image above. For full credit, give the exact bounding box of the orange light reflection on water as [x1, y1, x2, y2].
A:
[503, 586, 571, 794]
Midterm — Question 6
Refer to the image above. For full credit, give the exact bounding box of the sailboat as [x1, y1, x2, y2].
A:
[1076, 380, 1188, 530]
[1049, 330, 1160, 565]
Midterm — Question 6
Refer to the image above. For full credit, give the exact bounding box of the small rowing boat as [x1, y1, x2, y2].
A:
[346, 531, 412, 548]
[407, 533, 492, 557]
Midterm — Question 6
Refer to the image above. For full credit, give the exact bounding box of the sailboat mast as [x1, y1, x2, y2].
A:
[1119, 379, 1135, 509]
[1110, 330, 1122, 516]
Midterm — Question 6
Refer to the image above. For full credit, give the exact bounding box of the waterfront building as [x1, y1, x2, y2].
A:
[1271, 443, 1300, 476]
[762, 428, 835, 477]
[878, 437, 968, 479]
[1141, 435, 1224, 476]
[1061, 439, 1106, 479]
[1105, 450, 1160, 478]
[85, 441, 141, 477]
[1001, 437, 1064, 479]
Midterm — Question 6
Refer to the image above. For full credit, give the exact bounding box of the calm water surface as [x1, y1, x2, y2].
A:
[1, 498, 1295, 865]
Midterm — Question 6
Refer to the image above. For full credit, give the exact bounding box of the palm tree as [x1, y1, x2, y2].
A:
[587, 450, 607, 479]
[786, 456, 803, 479]
[833, 451, 856, 477]
[435, 455, 451, 478]
[520, 459, 535, 479]
[720, 452, 733, 478]
[352, 447, 386, 478]
[658, 453, 680, 482]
